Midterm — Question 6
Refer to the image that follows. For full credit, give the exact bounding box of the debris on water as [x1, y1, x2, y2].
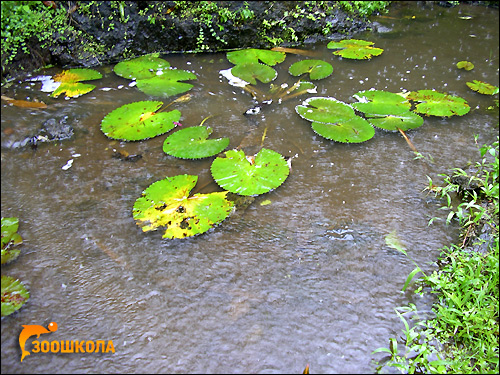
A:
[62, 159, 73, 170]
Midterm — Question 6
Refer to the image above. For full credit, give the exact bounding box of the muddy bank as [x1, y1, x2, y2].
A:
[2, 1, 372, 81]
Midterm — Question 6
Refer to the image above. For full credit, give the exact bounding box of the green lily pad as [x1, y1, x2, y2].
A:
[101, 101, 181, 141]
[113, 54, 171, 80]
[327, 39, 384, 60]
[352, 90, 423, 131]
[1, 217, 23, 265]
[1, 275, 30, 317]
[135, 69, 197, 97]
[466, 80, 499, 95]
[211, 148, 290, 196]
[407, 90, 470, 117]
[50, 68, 102, 98]
[231, 62, 278, 85]
[456, 61, 474, 71]
[288, 59, 333, 80]
[296, 97, 356, 124]
[132, 175, 234, 239]
[163, 126, 230, 159]
[226, 48, 286, 66]
[311, 116, 375, 143]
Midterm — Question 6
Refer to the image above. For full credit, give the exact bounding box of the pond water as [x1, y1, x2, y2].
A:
[1, 2, 498, 373]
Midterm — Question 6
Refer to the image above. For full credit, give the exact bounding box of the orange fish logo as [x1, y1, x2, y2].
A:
[19, 322, 58, 362]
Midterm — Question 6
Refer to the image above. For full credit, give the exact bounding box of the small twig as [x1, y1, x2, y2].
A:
[398, 128, 418, 153]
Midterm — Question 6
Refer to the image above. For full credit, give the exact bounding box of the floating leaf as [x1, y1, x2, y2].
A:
[1, 217, 23, 265]
[50, 68, 102, 98]
[288, 59, 333, 80]
[132, 175, 234, 239]
[101, 101, 181, 141]
[211, 148, 290, 196]
[163, 126, 229, 159]
[227, 48, 286, 66]
[1, 275, 30, 317]
[296, 97, 357, 124]
[311, 117, 375, 143]
[327, 39, 383, 60]
[135, 69, 197, 97]
[113, 54, 171, 80]
[407, 90, 470, 117]
[231, 62, 278, 85]
[352, 90, 423, 131]
[466, 80, 499, 95]
[456, 61, 474, 71]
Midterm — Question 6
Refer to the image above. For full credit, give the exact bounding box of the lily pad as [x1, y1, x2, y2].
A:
[163, 126, 230, 159]
[466, 80, 499, 95]
[231, 62, 278, 85]
[113, 54, 171, 80]
[101, 101, 181, 141]
[296, 97, 357, 124]
[135, 69, 197, 97]
[226, 48, 286, 66]
[288, 59, 333, 80]
[50, 68, 102, 98]
[456, 61, 474, 71]
[132, 175, 234, 239]
[407, 90, 470, 117]
[1, 275, 30, 317]
[311, 117, 375, 143]
[352, 90, 423, 131]
[1, 217, 23, 265]
[327, 39, 384, 60]
[211, 148, 290, 196]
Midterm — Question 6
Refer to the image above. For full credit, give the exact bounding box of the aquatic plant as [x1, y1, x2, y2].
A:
[226, 48, 286, 85]
[113, 54, 197, 97]
[456, 60, 474, 71]
[100, 101, 181, 141]
[50, 68, 102, 98]
[466, 80, 499, 95]
[406, 90, 470, 117]
[163, 125, 230, 159]
[327, 39, 384, 60]
[132, 175, 234, 239]
[352, 90, 424, 132]
[1, 217, 30, 317]
[295, 97, 375, 143]
[288, 59, 333, 80]
[211, 148, 290, 196]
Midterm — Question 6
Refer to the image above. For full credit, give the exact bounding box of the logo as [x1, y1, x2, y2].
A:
[18, 322, 115, 362]
[19, 322, 58, 362]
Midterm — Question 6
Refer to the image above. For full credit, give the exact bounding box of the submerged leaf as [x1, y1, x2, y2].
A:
[211, 148, 290, 196]
[113, 54, 171, 80]
[100, 101, 181, 141]
[407, 90, 470, 117]
[227, 48, 286, 66]
[132, 175, 234, 239]
[327, 39, 383, 60]
[466, 80, 499, 95]
[288, 59, 333, 80]
[1, 275, 30, 317]
[163, 126, 230, 159]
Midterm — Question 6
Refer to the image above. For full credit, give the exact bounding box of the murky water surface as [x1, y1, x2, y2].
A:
[1, 3, 498, 373]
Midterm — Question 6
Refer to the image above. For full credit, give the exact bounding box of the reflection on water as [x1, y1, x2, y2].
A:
[1, 2, 498, 373]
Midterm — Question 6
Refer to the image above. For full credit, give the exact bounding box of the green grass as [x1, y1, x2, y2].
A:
[373, 137, 499, 374]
